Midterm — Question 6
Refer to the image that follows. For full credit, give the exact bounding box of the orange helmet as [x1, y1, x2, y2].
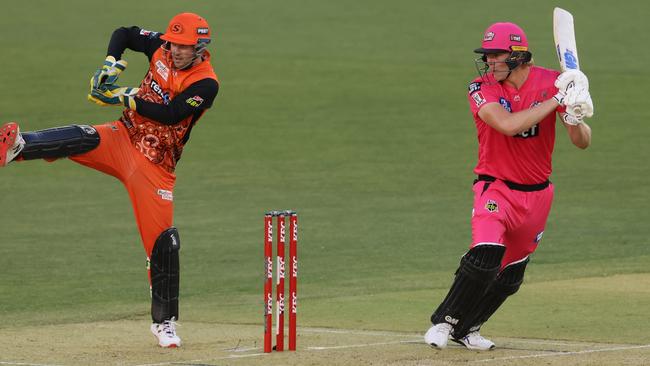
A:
[160, 12, 211, 46]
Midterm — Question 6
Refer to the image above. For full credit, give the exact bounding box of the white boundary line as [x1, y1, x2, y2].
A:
[472, 344, 650, 363]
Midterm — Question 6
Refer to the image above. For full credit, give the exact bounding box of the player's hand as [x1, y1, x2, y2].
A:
[89, 56, 128, 96]
[88, 86, 139, 107]
[553, 69, 589, 105]
[561, 112, 583, 126]
[564, 87, 594, 119]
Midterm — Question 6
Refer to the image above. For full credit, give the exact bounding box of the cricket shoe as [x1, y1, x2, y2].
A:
[0, 122, 25, 167]
[451, 331, 495, 350]
[151, 317, 181, 348]
[424, 323, 453, 349]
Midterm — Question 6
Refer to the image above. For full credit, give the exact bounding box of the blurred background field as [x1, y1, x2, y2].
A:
[1, 0, 649, 363]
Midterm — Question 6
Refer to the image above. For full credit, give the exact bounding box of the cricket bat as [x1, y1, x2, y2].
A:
[553, 7, 583, 115]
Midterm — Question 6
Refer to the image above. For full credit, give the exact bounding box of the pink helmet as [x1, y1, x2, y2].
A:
[474, 22, 528, 54]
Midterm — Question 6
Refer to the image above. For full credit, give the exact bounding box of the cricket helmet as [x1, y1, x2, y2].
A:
[161, 12, 211, 46]
[474, 22, 532, 71]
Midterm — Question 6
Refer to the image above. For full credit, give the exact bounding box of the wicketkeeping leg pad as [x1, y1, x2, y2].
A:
[430, 244, 505, 326]
[20, 124, 100, 160]
[150, 227, 181, 323]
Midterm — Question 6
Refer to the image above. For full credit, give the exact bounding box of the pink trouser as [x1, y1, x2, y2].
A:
[471, 179, 554, 268]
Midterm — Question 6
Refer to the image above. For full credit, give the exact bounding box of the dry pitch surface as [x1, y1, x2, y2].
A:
[3, 321, 650, 366]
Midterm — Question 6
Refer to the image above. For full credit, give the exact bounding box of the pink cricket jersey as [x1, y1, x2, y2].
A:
[467, 66, 564, 184]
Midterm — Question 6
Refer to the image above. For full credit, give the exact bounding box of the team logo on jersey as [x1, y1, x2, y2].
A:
[186, 95, 204, 107]
[499, 97, 512, 112]
[472, 92, 486, 107]
[485, 200, 499, 213]
[484, 31, 495, 41]
[468, 82, 481, 94]
[155, 60, 169, 81]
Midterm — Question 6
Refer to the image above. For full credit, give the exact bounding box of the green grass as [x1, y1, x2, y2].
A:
[1, 0, 649, 349]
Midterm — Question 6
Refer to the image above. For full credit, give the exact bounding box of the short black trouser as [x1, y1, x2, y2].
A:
[474, 175, 550, 192]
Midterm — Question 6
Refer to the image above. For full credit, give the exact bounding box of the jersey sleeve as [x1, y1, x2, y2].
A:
[107, 26, 165, 61]
[467, 81, 501, 117]
[133, 78, 219, 125]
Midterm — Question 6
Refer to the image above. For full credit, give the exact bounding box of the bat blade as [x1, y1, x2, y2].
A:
[553, 7, 580, 72]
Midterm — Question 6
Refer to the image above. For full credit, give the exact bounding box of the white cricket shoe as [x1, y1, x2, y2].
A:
[452, 331, 495, 350]
[424, 323, 453, 349]
[0, 122, 25, 167]
[151, 318, 181, 348]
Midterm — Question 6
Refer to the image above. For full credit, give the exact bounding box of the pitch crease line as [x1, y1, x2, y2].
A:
[472, 344, 650, 363]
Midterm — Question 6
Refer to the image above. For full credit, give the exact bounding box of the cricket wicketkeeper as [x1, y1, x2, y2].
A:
[424, 22, 593, 350]
[0, 12, 219, 348]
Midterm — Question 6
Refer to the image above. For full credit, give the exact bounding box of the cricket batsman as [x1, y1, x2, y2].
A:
[424, 22, 593, 350]
[0, 12, 219, 348]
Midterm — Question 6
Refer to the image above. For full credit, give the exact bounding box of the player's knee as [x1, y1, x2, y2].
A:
[21, 124, 100, 160]
[493, 257, 529, 295]
[459, 244, 506, 281]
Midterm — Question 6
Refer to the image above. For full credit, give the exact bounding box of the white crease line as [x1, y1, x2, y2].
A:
[301, 327, 419, 338]
[302, 327, 641, 349]
[472, 344, 650, 363]
[308, 339, 421, 350]
[0, 363, 59, 366]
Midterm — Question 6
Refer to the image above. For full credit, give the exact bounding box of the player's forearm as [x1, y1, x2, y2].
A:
[481, 99, 558, 136]
[566, 122, 591, 149]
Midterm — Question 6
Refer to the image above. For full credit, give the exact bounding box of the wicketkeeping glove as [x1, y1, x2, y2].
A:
[88, 86, 139, 107]
[89, 56, 128, 91]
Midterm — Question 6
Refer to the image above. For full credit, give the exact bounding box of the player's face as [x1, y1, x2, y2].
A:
[169, 43, 196, 69]
[485, 52, 511, 81]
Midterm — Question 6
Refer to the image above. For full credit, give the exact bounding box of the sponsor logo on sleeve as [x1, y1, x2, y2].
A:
[186, 95, 204, 107]
[468, 82, 481, 94]
[472, 92, 486, 107]
[139, 29, 159, 38]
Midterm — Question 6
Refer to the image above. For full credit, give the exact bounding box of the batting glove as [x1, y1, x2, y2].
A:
[553, 69, 589, 106]
[564, 87, 594, 119]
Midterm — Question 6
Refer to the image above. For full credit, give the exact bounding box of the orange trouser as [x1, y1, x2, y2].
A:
[69, 121, 175, 257]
